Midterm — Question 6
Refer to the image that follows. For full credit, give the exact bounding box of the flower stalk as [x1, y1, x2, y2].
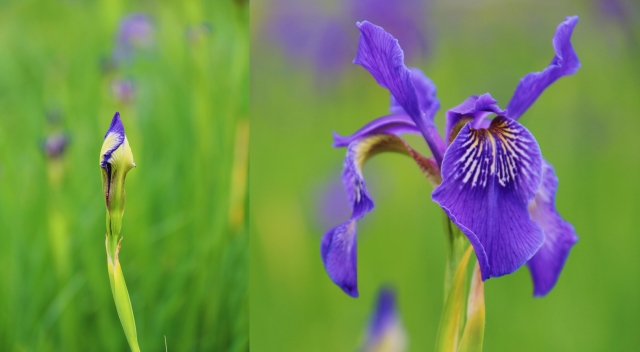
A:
[100, 112, 140, 352]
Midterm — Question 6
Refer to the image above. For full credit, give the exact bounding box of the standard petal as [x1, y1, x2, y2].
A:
[353, 21, 445, 163]
[432, 116, 544, 280]
[390, 68, 440, 123]
[505, 16, 581, 120]
[445, 94, 505, 144]
[332, 114, 419, 148]
[526, 160, 578, 296]
[321, 220, 359, 297]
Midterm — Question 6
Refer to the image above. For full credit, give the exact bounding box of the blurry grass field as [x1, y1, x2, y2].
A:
[0, 1, 248, 351]
[251, 0, 640, 351]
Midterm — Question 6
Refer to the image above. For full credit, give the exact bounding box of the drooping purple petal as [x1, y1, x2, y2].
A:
[323, 133, 440, 297]
[527, 160, 578, 296]
[445, 94, 505, 144]
[333, 114, 419, 148]
[343, 140, 376, 219]
[100, 112, 126, 167]
[321, 220, 359, 297]
[505, 16, 581, 120]
[432, 116, 544, 280]
[362, 287, 407, 352]
[353, 21, 445, 163]
[390, 68, 440, 122]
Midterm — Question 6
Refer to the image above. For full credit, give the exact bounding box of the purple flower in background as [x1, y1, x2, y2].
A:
[111, 78, 135, 104]
[43, 132, 69, 159]
[361, 287, 407, 352]
[113, 14, 154, 63]
[321, 17, 580, 297]
[317, 176, 352, 229]
[266, 0, 429, 75]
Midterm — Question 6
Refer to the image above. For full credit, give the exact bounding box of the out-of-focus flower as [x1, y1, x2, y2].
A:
[43, 132, 69, 159]
[321, 17, 580, 298]
[265, 0, 429, 76]
[316, 175, 352, 229]
[113, 13, 154, 63]
[361, 287, 407, 352]
[111, 78, 135, 104]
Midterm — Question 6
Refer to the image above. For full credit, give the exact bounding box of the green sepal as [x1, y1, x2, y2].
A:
[458, 262, 485, 352]
[435, 245, 473, 352]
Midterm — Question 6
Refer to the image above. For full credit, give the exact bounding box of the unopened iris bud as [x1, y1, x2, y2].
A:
[100, 112, 135, 246]
[99, 111, 140, 352]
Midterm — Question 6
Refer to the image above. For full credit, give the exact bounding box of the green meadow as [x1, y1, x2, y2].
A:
[251, 0, 640, 351]
[0, 1, 248, 351]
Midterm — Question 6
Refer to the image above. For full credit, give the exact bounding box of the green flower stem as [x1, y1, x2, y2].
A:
[436, 245, 472, 352]
[106, 238, 140, 352]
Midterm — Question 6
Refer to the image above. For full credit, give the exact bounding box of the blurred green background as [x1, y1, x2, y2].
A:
[0, 0, 248, 351]
[251, 0, 640, 351]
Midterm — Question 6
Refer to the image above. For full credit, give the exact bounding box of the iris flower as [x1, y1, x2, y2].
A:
[361, 287, 407, 352]
[321, 17, 580, 298]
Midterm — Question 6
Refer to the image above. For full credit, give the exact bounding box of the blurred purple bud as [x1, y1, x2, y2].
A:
[111, 79, 135, 104]
[43, 132, 69, 159]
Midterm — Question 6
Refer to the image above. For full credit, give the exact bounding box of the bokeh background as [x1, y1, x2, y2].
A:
[251, 0, 640, 351]
[0, 0, 248, 351]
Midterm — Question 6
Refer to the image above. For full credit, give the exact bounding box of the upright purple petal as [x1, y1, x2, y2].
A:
[527, 160, 578, 296]
[362, 287, 407, 352]
[333, 114, 419, 148]
[506, 16, 581, 120]
[321, 220, 359, 297]
[353, 21, 444, 163]
[432, 117, 544, 280]
[445, 94, 505, 144]
[389, 68, 440, 123]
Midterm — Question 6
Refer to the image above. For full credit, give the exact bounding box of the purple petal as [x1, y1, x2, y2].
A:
[353, 21, 444, 163]
[432, 116, 544, 280]
[321, 220, 359, 297]
[527, 160, 578, 296]
[506, 16, 581, 120]
[333, 114, 419, 148]
[445, 94, 505, 144]
[390, 68, 440, 122]
[363, 287, 407, 351]
[101, 112, 126, 167]
[342, 137, 378, 219]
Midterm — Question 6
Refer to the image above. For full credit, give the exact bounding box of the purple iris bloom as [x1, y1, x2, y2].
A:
[321, 17, 580, 298]
[361, 287, 407, 352]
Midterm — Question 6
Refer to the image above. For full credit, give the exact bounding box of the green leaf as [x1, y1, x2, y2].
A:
[458, 262, 485, 352]
[107, 245, 141, 352]
[435, 245, 473, 352]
